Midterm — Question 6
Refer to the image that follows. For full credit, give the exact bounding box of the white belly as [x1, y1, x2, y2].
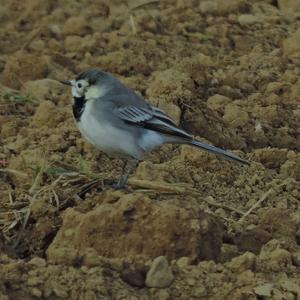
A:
[77, 101, 143, 159]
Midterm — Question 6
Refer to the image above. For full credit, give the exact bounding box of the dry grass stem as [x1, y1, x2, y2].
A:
[238, 189, 273, 223]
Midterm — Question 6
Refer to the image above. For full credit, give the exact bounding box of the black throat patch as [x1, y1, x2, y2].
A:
[72, 96, 86, 121]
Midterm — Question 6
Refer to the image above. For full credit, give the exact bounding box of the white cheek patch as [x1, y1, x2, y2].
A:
[85, 85, 108, 99]
[71, 86, 81, 98]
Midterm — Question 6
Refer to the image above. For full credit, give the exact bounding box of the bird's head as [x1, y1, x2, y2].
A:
[61, 69, 112, 100]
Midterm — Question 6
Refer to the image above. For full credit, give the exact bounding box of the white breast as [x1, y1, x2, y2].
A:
[77, 100, 143, 159]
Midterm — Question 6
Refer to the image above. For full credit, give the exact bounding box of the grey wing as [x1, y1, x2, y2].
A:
[114, 105, 192, 140]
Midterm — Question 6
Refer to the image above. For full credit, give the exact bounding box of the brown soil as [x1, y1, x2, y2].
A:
[0, 0, 300, 299]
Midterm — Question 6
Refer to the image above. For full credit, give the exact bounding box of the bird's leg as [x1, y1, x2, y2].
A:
[115, 159, 138, 189]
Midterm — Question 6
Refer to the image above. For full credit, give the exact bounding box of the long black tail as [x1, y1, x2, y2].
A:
[190, 139, 249, 165]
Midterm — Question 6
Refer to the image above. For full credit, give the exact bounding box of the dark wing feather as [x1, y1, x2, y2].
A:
[114, 105, 192, 139]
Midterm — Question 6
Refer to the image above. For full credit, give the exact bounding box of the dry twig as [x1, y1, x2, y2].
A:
[238, 188, 273, 223]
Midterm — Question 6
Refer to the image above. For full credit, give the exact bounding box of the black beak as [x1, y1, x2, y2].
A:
[60, 80, 72, 86]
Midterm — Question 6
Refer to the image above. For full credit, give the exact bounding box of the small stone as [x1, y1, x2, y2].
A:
[146, 256, 174, 288]
[30, 287, 42, 298]
[238, 14, 261, 25]
[254, 283, 274, 297]
[28, 257, 47, 268]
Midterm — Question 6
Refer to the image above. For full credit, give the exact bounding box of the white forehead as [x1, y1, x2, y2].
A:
[71, 78, 108, 99]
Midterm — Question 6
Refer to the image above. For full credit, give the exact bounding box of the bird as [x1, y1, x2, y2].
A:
[61, 69, 249, 188]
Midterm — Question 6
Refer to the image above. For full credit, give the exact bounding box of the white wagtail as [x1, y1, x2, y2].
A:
[61, 69, 249, 188]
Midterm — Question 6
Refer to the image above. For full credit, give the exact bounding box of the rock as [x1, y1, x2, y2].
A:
[145, 256, 174, 288]
[28, 257, 47, 268]
[238, 14, 261, 26]
[1, 52, 48, 89]
[47, 193, 224, 263]
[254, 283, 273, 297]
[282, 29, 300, 63]
[30, 287, 42, 298]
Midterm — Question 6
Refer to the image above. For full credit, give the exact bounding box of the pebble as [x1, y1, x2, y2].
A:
[145, 256, 174, 288]
[238, 14, 261, 26]
[254, 283, 273, 297]
[30, 287, 42, 298]
[28, 257, 47, 268]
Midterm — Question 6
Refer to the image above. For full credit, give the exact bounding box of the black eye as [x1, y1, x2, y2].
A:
[77, 83, 82, 88]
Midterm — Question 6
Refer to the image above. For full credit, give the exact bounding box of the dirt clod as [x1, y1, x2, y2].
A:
[1, 0, 300, 299]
